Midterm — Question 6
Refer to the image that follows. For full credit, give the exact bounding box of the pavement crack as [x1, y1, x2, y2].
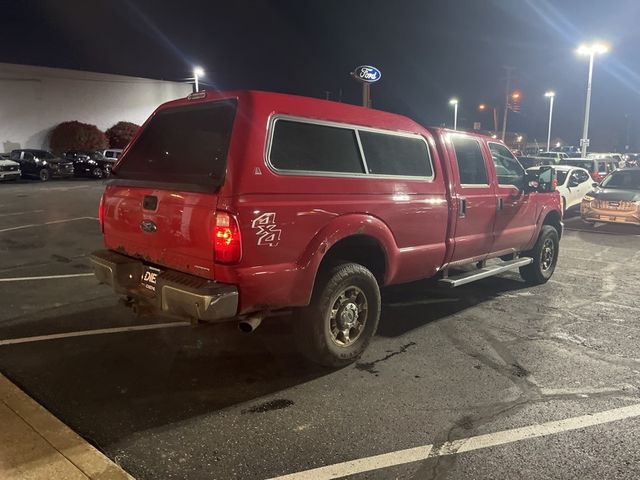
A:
[355, 341, 416, 375]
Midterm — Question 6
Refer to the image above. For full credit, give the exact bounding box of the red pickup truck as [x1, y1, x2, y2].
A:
[91, 90, 562, 367]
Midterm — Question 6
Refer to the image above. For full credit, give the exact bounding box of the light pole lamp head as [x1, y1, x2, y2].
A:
[449, 98, 459, 106]
[577, 43, 609, 56]
[544, 91, 555, 98]
[193, 66, 205, 77]
[478, 103, 486, 111]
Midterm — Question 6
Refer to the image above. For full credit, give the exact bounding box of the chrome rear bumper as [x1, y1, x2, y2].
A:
[90, 250, 238, 322]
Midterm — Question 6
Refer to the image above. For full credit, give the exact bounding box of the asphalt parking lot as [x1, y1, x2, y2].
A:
[1, 180, 640, 480]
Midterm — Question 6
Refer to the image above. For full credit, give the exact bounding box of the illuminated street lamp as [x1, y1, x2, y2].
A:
[449, 98, 459, 130]
[193, 66, 205, 92]
[544, 91, 556, 152]
[478, 103, 486, 111]
[577, 43, 608, 157]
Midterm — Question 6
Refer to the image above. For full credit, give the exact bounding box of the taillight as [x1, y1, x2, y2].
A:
[214, 211, 242, 264]
[98, 194, 105, 233]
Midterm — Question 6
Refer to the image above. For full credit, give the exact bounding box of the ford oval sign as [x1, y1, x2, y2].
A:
[353, 65, 381, 83]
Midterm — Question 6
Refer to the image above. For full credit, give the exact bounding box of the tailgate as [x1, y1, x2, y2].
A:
[103, 185, 217, 279]
[103, 98, 238, 279]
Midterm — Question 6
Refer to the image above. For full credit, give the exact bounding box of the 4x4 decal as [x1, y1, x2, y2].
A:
[251, 213, 282, 246]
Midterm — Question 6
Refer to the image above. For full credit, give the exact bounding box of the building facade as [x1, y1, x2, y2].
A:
[0, 63, 192, 153]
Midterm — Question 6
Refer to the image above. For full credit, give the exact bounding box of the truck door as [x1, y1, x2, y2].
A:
[448, 134, 497, 263]
[487, 142, 537, 253]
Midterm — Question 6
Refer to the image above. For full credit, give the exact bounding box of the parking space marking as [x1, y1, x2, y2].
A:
[270, 403, 640, 480]
[0, 273, 95, 283]
[0, 322, 191, 346]
[0, 216, 98, 233]
[0, 210, 45, 218]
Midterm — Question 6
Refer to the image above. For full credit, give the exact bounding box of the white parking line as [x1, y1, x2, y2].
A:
[0, 216, 98, 233]
[0, 273, 95, 283]
[0, 322, 191, 346]
[269, 403, 640, 480]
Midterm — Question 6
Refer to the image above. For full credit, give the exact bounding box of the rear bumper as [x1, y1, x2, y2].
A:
[89, 250, 238, 322]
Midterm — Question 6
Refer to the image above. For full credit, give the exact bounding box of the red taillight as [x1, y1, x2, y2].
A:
[214, 211, 241, 264]
[98, 194, 105, 233]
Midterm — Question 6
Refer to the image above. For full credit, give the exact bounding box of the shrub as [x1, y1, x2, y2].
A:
[49, 121, 108, 155]
[106, 121, 140, 149]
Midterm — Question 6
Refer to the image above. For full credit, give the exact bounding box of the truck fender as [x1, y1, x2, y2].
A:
[526, 205, 563, 251]
[295, 214, 398, 303]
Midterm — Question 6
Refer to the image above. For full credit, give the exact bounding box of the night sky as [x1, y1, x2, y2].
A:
[3, 0, 640, 150]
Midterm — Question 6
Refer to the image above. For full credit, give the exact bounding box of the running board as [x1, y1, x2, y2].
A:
[438, 257, 533, 288]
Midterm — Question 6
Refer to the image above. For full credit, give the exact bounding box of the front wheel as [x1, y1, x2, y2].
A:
[38, 168, 50, 182]
[294, 262, 381, 367]
[91, 167, 104, 179]
[519, 225, 559, 285]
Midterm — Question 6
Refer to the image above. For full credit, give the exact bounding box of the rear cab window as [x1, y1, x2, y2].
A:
[268, 117, 433, 179]
[113, 100, 237, 188]
[450, 136, 489, 186]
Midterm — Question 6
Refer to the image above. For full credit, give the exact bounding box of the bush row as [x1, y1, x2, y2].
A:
[49, 121, 140, 155]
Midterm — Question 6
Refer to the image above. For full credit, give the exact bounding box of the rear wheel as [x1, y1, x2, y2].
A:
[294, 262, 381, 367]
[91, 167, 103, 179]
[519, 225, 559, 285]
[38, 168, 50, 182]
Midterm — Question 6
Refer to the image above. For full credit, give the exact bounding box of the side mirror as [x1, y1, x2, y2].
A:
[536, 166, 557, 193]
[592, 182, 599, 187]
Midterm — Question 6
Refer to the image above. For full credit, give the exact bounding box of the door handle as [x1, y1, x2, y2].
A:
[459, 197, 467, 218]
[497, 198, 503, 211]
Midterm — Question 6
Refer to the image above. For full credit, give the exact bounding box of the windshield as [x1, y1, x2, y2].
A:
[36, 151, 55, 159]
[600, 170, 640, 190]
[114, 100, 237, 187]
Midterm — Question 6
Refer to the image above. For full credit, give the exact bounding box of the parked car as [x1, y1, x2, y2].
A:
[559, 157, 618, 183]
[537, 151, 569, 163]
[517, 156, 555, 169]
[587, 152, 623, 165]
[581, 168, 640, 226]
[90, 90, 563, 367]
[64, 150, 114, 179]
[528, 165, 594, 214]
[9, 149, 74, 181]
[0, 156, 21, 181]
[102, 149, 123, 161]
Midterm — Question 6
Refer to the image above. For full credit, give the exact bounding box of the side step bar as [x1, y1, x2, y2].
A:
[438, 257, 533, 288]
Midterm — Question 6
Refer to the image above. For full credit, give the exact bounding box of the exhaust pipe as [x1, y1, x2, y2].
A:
[238, 314, 263, 333]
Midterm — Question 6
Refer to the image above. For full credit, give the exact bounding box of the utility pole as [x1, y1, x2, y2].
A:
[501, 66, 515, 141]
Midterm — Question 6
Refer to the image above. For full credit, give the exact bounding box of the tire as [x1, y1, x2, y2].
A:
[91, 167, 104, 179]
[38, 168, 50, 182]
[519, 225, 559, 285]
[294, 262, 381, 367]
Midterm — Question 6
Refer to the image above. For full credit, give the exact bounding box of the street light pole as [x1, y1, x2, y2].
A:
[577, 43, 608, 158]
[544, 91, 555, 152]
[449, 98, 459, 130]
[581, 52, 595, 158]
[193, 66, 204, 92]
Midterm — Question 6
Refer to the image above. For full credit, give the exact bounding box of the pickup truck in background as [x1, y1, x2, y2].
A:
[91, 90, 562, 367]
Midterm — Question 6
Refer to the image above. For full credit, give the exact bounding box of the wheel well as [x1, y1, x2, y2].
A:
[543, 210, 562, 236]
[319, 235, 387, 284]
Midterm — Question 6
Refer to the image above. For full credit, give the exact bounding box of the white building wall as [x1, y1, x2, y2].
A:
[0, 63, 192, 152]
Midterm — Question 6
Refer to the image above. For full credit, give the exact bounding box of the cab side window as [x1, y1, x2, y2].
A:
[451, 136, 488, 185]
[488, 142, 524, 188]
